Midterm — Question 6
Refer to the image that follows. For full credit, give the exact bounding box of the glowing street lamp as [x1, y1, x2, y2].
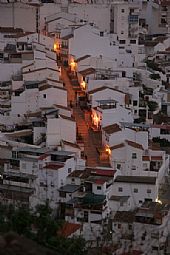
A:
[53, 42, 60, 52]
[105, 145, 111, 155]
[70, 60, 77, 72]
[81, 80, 86, 90]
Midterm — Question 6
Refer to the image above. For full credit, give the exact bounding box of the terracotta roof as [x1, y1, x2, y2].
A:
[44, 163, 64, 170]
[54, 104, 71, 111]
[95, 179, 106, 185]
[126, 140, 144, 150]
[22, 67, 59, 74]
[160, 0, 170, 5]
[76, 55, 91, 63]
[62, 140, 80, 149]
[91, 169, 116, 177]
[102, 124, 121, 134]
[60, 114, 75, 122]
[58, 222, 81, 238]
[0, 27, 23, 33]
[151, 156, 163, 161]
[38, 154, 49, 160]
[113, 211, 135, 223]
[68, 170, 84, 177]
[25, 111, 41, 117]
[142, 156, 150, 161]
[47, 78, 62, 84]
[88, 86, 127, 95]
[151, 124, 170, 130]
[79, 68, 96, 76]
[110, 143, 125, 151]
[39, 84, 66, 91]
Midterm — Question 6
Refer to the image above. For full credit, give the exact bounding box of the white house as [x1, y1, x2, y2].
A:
[46, 114, 76, 148]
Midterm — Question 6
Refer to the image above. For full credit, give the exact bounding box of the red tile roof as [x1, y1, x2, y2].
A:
[142, 156, 150, 161]
[103, 124, 121, 134]
[126, 140, 144, 150]
[38, 154, 48, 160]
[95, 179, 106, 185]
[151, 156, 163, 161]
[58, 222, 81, 237]
[88, 86, 126, 95]
[110, 143, 125, 151]
[44, 163, 64, 170]
[92, 169, 116, 177]
[60, 114, 75, 122]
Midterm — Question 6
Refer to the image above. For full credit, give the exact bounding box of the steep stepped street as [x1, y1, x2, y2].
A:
[61, 67, 101, 167]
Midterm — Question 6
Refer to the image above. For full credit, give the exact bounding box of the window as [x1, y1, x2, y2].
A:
[122, 71, 126, 77]
[118, 223, 121, 229]
[134, 109, 137, 114]
[130, 39, 136, 44]
[68, 168, 72, 174]
[121, 9, 125, 13]
[43, 94, 46, 99]
[121, 31, 124, 34]
[139, 200, 143, 204]
[134, 188, 138, 193]
[118, 187, 123, 192]
[147, 189, 151, 193]
[97, 186, 102, 190]
[133, 100, 138, 106]
[132, 153, 137, 159]
[100, 31, 104, 37]
[129, 224, 132, 230]
[39, 164, 43, 169]
[71, 178, 75, 183]
[119, 40, 126, 44]
[132, 165, 136, 170]
[59, 191, 66, 198]
[117, 164, 121, 170]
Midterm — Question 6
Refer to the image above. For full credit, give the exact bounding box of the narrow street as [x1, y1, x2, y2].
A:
[61, 67, 101, 167]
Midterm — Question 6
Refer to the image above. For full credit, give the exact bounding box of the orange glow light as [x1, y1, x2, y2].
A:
[105, 145, 111, 155]
[81, 81, 86, 90]
[54, 42, 60, 52]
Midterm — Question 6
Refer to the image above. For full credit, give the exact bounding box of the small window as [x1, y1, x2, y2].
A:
[71, 178, 75, 182]
[133, 100, 138, 106]
[118, 223, 121, 229]
[134, 109, 137, 114]
[100, 31, 104, 37]
[147, 189, 151, 193]
[119, 40, 126, 44]
[129, 224, 132, 230]
[68, 168, 72, 174]
[59, 191, 66, 198]
[132, 153, 137, 159]
[132, 165, 136, 170]
[118, 187, 123, 192]
[43, 94, 46, 99]
[97, 186, 102, 190]
[139, 200, 143, 204]
[117, 164, 121, 170]
[134, 188, 138, 193]
[130, 39, 136, 44]
[121, 9, 125, 13]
